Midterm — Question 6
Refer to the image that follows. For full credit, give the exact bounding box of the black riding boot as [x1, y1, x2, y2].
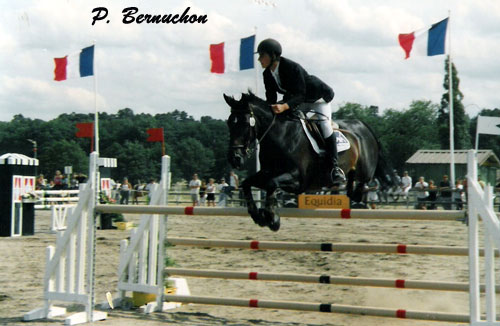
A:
[324, 134, 346, 185]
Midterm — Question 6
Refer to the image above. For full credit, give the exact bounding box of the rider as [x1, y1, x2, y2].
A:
[256, 38, 345, 185]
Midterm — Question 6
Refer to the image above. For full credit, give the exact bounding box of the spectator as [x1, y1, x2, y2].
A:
[439, 175, 452, 210]
[132, 181, 146, 205]
[414, 176, 429, 210]
[199, 180, 207, 206]
[206, 178, 216, 207]
[454, 179, 465, 210]
[401, 171, 412, 200]
[145, 178, 157, 204]
[189, 173, 201, 206]
[217, 178, 229, 207]
[120, 177, 132, 205]
[53, 170, 64, 190]
[366, 178, 379, 209]
[426, 180, 438, 210]
[387, 170, 402, 202]
[36, 174, 46, 190]
[229, 171, 239, 198]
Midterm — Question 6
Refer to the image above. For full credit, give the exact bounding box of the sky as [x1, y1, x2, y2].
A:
[1, 0, 499, 122]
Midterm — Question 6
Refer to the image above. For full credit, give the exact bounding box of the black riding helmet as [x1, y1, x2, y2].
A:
[256, 38, 282, 61]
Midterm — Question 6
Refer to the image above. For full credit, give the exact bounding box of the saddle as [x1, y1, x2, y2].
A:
[293, 104, 350, 155]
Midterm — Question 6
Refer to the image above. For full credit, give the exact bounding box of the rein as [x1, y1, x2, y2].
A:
[245, 109, 276, 155]
[231, 106, 277, 156]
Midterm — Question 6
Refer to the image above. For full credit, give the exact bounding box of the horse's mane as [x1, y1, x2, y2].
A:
[231, 91, 269, 113]
[242, 90, 267, 105]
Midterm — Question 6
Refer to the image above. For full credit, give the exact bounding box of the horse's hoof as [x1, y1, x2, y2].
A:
[262, 209, 280, 232]
[249, 209, 264, 226]
[268, 217, 280, 232]
[257, 209, 268, 227]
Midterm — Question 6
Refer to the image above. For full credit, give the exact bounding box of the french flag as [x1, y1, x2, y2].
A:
[54, 45, 94, 81]
[398, 18, 448, 59]
[209, 35, 255, 73]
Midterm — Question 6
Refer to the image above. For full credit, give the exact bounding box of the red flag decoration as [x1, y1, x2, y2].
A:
[146, 128, 164, 142]
[76, 122, 95, 152]
[75, 122, 94, 138]
[147, 128, 165, 156]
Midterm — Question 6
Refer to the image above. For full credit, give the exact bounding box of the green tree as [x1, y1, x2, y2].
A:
[38, 140, 88, 178]
[438, 56, 471, 150]
[172, 137, 215, 181]
[381, 100, 440, 171]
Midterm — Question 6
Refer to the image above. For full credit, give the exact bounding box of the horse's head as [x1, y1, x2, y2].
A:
[224, 93, 260, 169]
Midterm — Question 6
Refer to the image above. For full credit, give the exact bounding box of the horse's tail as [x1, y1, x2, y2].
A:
[357, 121, 397, 188]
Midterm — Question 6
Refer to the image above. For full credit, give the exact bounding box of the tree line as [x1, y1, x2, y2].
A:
[0, 57, 498, 185]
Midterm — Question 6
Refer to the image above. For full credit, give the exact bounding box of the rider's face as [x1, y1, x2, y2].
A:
[258, 53, 272, 68]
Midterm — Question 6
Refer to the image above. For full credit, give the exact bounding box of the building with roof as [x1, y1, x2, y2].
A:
[405, 149, 500, 185]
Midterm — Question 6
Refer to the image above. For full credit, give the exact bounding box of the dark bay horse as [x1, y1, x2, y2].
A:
[224, 92, 395, 231]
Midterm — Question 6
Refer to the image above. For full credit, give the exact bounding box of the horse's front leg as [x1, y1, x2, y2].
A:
[262, 169, 301, 232]
[241, 171, 269, 227]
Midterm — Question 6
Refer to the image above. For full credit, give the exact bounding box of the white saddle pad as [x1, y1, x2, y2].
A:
[299, 119, 351, 155]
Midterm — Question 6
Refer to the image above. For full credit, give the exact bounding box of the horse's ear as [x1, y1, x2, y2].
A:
[223, 94, 236, 107]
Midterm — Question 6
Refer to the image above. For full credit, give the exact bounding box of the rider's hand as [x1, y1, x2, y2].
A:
[272, 103, 289, 114]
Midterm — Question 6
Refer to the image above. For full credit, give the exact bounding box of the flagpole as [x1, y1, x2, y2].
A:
[162, 129, 166, 156]
[447, 11, 455, 189]
[93, 41, 99, 155]
[475, 120, 480, 152]
[90, 41, 98, 324]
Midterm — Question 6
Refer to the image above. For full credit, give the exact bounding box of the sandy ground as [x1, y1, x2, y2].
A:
[0, 207, 494, 326]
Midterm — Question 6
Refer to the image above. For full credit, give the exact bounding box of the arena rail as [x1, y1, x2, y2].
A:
[165, 267, 500, 293]
[162, 294, 470, 323]
[165, 237, 498, 257]
[95, 204, 465, 221]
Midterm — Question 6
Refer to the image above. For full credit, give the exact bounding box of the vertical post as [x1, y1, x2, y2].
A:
[467, 150, 480, 323]
[484, 185, 496, 322]
[93, 42, 99, 155]
[87, 152, 98, 323]
[156, 155, 170, 311]
[447, 12, 455, 189]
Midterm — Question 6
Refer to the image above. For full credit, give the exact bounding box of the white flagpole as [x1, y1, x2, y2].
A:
[254, 26, 259, 97]
[447, 12, 455, 188]
[93, 41, 99, 154]
[475, 119, 480, 152]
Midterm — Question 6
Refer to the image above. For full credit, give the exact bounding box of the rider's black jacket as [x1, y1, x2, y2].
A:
[263, 56, 334, 110]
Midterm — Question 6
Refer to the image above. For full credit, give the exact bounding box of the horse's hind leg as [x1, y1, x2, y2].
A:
[346, 170, 356, 199]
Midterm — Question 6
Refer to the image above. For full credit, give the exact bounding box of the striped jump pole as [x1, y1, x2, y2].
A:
[95, 204, 465, 221]
[164, 294, 470, 323]
[166, 237, 499, 257]
[166, 267, 500, 293]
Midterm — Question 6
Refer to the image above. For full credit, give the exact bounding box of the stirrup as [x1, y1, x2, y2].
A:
[330, 167, 346, 184]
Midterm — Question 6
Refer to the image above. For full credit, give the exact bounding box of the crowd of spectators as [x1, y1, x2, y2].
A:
[35, 170, 87, 191]
[366, 170, 474, 210]
[188, 171, 239, 207]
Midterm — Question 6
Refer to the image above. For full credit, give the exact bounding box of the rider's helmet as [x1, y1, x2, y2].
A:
[257, 38, 282, 61]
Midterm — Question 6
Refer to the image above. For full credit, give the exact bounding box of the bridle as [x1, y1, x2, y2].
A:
[230, 106, 277, 156]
